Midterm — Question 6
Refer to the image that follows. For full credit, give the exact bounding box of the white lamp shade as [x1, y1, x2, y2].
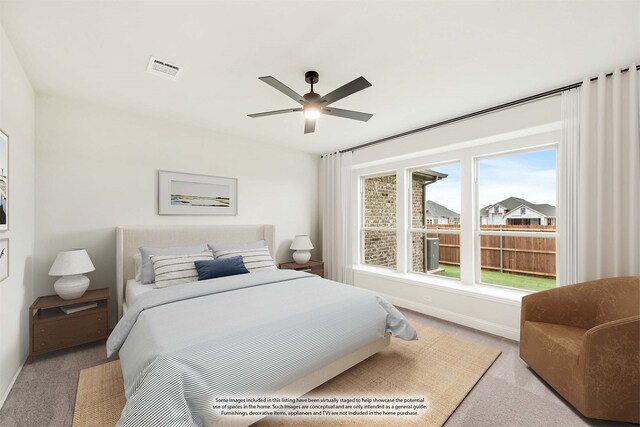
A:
[48, 249, 95, 276]
[290, 235, 313, 250]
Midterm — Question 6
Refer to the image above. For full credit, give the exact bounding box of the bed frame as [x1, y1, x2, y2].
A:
[115, 224, 390, 427]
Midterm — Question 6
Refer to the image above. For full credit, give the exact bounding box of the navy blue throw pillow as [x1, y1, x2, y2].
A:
[194, 256, 249, 280]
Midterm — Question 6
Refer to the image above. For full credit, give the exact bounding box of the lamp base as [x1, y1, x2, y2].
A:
[54, 274, 90, 300]
[292, 250, 311, 264]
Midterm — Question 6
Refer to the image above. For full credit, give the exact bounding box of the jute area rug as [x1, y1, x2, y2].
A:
[73, 323, 500, 427]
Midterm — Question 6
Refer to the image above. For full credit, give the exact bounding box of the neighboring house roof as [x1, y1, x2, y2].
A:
[480, 196, 556, 217]
[527, 203, 556, 217]
[426, 200, 460, 218]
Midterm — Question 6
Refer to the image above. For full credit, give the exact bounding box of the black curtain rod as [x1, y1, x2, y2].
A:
[331, 63, 640, 155]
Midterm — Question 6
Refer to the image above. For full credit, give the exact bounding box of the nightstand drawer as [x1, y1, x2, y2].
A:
[29, 288, 110, 363]
[33, 310, 108, 352]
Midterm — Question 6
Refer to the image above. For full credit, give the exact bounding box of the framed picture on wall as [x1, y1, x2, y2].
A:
[158, 170, 238, 216]
[0, 129, 8, 231]
[0, 239, 8, 282]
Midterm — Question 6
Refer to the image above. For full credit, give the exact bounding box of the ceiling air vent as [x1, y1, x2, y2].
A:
[146, 56, 183, 81]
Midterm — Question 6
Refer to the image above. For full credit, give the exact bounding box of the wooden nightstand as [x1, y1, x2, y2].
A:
[28, 288, 110, 363]
[279, 260, 324, 278]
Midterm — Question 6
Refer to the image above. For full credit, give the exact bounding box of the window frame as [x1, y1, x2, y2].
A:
[407, 161, 462, 281]
[353, 130, 560, 294]
[473, 146, 558, 289]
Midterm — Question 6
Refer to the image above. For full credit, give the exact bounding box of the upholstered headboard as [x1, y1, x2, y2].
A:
[115, 225, 275, 319]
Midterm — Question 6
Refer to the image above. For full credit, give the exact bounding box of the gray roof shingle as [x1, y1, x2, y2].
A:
[426, 200, 460, 218]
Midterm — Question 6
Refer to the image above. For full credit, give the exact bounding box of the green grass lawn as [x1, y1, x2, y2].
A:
[432, 265, 556, 292]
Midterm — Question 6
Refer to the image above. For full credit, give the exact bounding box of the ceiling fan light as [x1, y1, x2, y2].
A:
[303, 105, 321, 119]
[249, 72, 373, 134]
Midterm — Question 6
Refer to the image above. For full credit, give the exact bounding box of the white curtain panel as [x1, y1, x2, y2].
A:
[557, 88, 580, 286]
[577, 64, 640, 281]
[320, 151, 353, 284]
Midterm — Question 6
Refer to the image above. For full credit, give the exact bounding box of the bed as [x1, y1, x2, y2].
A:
[109, 225, 417, 427]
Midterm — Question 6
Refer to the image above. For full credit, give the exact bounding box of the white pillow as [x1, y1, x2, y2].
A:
[213, 246, 277, 272]
[150, 252, 214, 288]
[139, 244, 209, 284]
[134, 253, 142, 282]
[208, 240, 266, 254]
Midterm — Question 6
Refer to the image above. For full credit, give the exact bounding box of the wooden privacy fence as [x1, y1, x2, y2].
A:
[424, 225, 556, 278]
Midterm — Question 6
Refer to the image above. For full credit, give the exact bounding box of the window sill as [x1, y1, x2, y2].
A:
[353, 265, 529, 306]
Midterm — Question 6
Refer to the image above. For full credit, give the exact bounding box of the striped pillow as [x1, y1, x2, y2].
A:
[150, 252, 214, 288]
[213, 246, 277, 272]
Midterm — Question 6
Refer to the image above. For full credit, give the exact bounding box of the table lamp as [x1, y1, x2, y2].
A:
[48, 249, 95, 300]
[290, 235, 313, 264]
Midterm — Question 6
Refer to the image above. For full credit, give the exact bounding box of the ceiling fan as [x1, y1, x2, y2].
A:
[248, 71, 373, 134]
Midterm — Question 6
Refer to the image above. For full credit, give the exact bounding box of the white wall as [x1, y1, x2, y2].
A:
[35, 94, 319, 323]
[0, 22, 35, 405]
[354, 271, 522, 340]
[351, 97, 561, 341]
[353, 96, 560, 167]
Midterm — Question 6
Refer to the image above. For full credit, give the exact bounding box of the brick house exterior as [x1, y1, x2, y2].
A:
[363, 174, 430, 271]
[363, 174, 397, 268]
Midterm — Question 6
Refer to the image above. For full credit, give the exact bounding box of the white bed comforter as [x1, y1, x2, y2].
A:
[107, 269, 417, 427]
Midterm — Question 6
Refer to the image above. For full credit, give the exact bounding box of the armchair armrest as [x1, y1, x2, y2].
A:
[580, 315, 640, 421]
[521, 285, 598, 331]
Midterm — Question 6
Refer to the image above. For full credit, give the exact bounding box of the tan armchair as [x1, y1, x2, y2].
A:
[520, 276, 640, 423]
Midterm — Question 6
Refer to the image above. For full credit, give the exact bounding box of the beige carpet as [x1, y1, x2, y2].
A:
[73, 324, 500, 427]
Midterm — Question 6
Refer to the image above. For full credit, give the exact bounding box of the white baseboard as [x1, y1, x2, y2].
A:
[378, 291, 521, 341]
[0, 358, 25, 410]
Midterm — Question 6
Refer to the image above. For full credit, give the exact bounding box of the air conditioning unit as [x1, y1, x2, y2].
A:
[424, 237, 440, 272]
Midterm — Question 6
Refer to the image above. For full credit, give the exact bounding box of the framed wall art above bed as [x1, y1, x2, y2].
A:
[158, 170, 238, 216]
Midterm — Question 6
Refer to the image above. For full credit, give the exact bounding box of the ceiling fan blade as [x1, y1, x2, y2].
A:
[322, 107, 373, 122]
[319, 76, 371, 106]
[304, 119, 316, 134]
[248, 108, 302, 118]
[259, 76, 306, 105]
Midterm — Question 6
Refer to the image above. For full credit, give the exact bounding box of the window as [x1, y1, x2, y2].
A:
[361, 173, 397, 268]
[355, 131, 559, 294]
[477, 149, 557, 291]
[410, 163, 461, 279]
